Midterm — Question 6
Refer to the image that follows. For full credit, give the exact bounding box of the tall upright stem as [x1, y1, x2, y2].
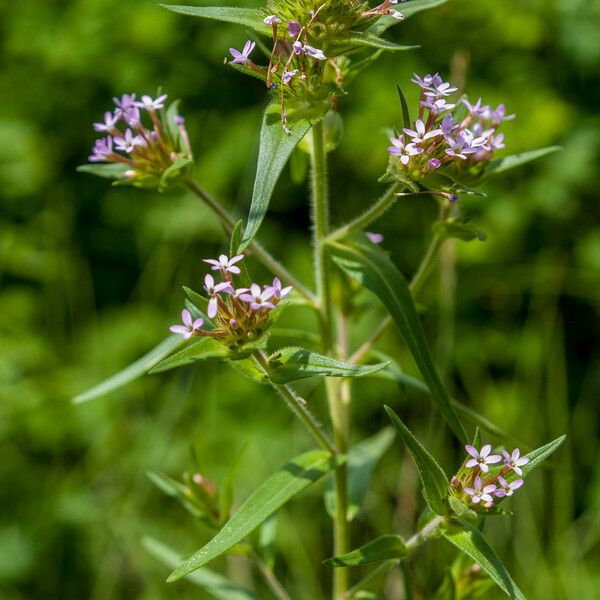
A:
[310, 121, 349, 599]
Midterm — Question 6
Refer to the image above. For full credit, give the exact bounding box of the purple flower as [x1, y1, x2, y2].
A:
[411, 73, 443, 91]
[135, 94, 168, 111]
[89, 136, 114, 162]
[440, 114, 458, 135]
[287, 20, 301, 36]
[424, 81, 458, 98]
[485, 103, 516, 125]
[464, 476, 497, 505]
[502, 449, 529, 476]
[463, 97, 490, 118]
[263, 15, 281, 26]
[170, 309, 204, 339]
[304, 44, 327, 61]
[494, 476, 524, 498]
[366, 232, 384, 244]
[457, 129, 489, 153]
[93, 110, 122, 132]
[403, 119, 442, 143]
[282, 69, 299, 85]
[203, 254, 245, 275]
[113, 94, 137, 111]
[292, 40, 304, 55]
[203, 274, 233, 318]
[445, 137, 470, 160]
[263, 277, 293, 300]
[388, 135, 423, 165]
[420, 97, 455, 115]
[114, 129, 147, 154]
[239, 284, 276, 311]
[490, 133, 505, 150]
[388, 9, 404, 20]
[427, 158, 441, 170]
[465, 444, 502, 473]
[229, 41, 255, 65]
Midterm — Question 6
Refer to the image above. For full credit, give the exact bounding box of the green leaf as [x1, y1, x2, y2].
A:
[147, 469, 212, 524]
[329, 237, 467, 442]
[167, 450, 341, 581]
[258, 514, 278, 570]
[72, 336, 184, 404]
[435, 221, 487, 242]
[325, 534, 407, 567]
[143, 537, 262, 600]
[384, 406, 449, 515]
[219, 444, 248, 525]
[240, 104, 314, 250]
[267, 346, 389, 384]
[161, 5, 266, 35]
[149, 337, 233, 374]
[520, 435, 566, 478]
[367, 0, 450, 34]
[325, 428, 396, 521]
[160, 156, 193, 190]
[396, 85, 412, 131]
[338, 33, 418, 52]
[230, 220, 244, 257]
[77, 163, 129, 180]
[448, 496, 477, 520]
[442, 520, 527, 600]
[484, 146, 561, 179]
[226, 356, 270, 384]
[268, 328, 321, 349]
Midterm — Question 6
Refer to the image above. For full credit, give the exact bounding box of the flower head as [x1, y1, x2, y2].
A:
[465, 444, 502, 473]
[494, 476, 524, 498]
[502, 449, 529, 476]
[388, 135, 423, 165]
[263, 15, 281, 26]
[464, 476, 497, 505]
[114, 128, 147, 154]
[263, 277, 293, 300]
[203, 254, 245, 276]
[229, 41, 255, 65]
[204, 274, 233, 318]
[113, 93, 137, 110]
[367, 232, 384, 244]
[135, 94, 168, 111]
[93, 110, 122, 133]
[89, 136, 114, 162]
[239, 284, 276, 311]
[170, 309, 204, 339]
[403, 119, 442, 144]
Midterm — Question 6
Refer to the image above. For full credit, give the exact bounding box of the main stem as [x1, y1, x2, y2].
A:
[310, 121, 350, 599]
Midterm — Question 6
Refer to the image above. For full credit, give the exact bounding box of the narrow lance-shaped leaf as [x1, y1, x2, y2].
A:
[267, 346, 389, 384]
[442, 520, 528, 600]
[167, 450, 342, 581]
[325, 427, 396, 521]
[367, 0, 450, 35]
[240, 104, 314, 250]
[483, 146, 561, 180]
[397, 85, 412, 131]
[149, 337, 234, 374]
[77, 163, 130, 180]
[385, 406, 450, 515]
[325, 535, 407, 567]
[336, 33, 418, 52]
[161, 5, 266, 35]
[143, 537, 262, 600]
[72, 336, 184, 404]
[329, 237, 467, 442]
[520, 434, 566, 478]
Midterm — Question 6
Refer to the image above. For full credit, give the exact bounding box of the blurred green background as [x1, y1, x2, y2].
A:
[1, 0, 599, 598]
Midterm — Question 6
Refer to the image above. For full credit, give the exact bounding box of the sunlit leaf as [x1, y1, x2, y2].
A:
[149, 337, 233, 373]
[72, 336, 183, 404]
[329, 237, 467, 442]
[267, 346, 389, 384]
[442, 520, 527, 600]
[520, 435, 566, 478]
[143, 537, 261, 600]
[161, 5, 266, 35]
[240, 104, 314, 250]
[77, 163, 129, 180]
[484, 146, 561, 180]
[338, 33, 418, 52]
[325, 428, 396, 521]
[385, 406, 449, 515]
[325, 534, 407, 567]
[167, 450, 341, 580]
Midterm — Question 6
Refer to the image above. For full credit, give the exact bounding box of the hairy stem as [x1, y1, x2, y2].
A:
[328, 182, 402, 242]
[185, 179, 317, 305]
[253, 351, 336, 455]
[310, 121, 350, 600]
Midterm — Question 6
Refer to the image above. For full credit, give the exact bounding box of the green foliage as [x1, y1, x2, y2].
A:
[385, 406, 450, 515]
[149, 337, 234, 373]
[329, 237, 467, 443]
[325, 534, 407, 567]
[168, 450, 341, 581]
[161, 5, 266, 34]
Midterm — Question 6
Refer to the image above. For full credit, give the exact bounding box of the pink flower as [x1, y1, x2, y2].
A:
[203, 254, 245, 275]
[170, 309, 204, 339]
[465, 444, 502, 473]
[464, 476, 497, 505]
[494, 476, 524, 497]
[502, 449, 529, 476]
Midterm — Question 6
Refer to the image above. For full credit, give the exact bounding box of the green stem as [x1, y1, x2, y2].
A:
[253, 351, 336, 455]
[328, 183, 402, 242]
[185, 179, 317, 305]
[309, 121, 350, 600]
[251, 553, 293, 600]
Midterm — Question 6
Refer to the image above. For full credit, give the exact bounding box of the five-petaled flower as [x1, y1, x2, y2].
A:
[403, 119, 442, 144]
[494, 476, 524, 497]
[203, 254, 244, 276]
[465, 444, 502, 473]
[229, 41, 255, 65]
[263, 277, 293, 300]
[135, 94, 168, 111]
[388, 135, 423, 164]
[464, 477, 497, 505]
[204, 274, 233, 318]
[170, 309, 204, 339]
[502, 448, 529, 476]
[239, 284, 276, 311]
[114, 129, 146, 154]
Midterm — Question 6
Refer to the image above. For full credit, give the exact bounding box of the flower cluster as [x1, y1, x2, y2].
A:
[387, 73, 515, 184]
[227, 1, 406, 130]
[170, 253, 292, 347]
[450, 444, 529, 511]
[88, 93, 193, 190]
